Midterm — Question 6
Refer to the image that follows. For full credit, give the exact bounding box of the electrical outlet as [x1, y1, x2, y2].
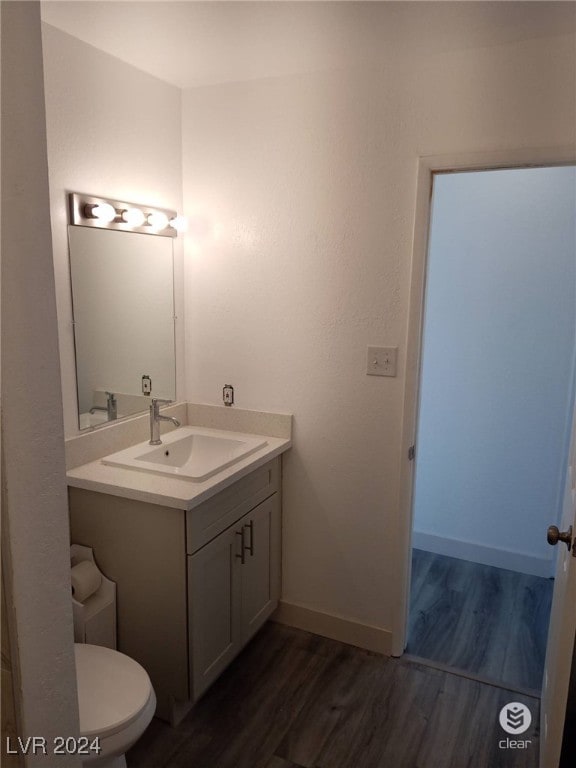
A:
[367, 346, 398, 377]
[223, 384, 234, 406]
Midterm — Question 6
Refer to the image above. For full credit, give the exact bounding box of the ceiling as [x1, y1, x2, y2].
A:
[41, 1, 576, 89]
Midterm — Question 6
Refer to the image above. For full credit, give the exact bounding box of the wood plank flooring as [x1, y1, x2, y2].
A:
[407, 549, 553, 693]
[128, 622, 540, 768]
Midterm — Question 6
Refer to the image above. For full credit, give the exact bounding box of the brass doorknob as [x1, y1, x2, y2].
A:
[547, 525, 573, 551]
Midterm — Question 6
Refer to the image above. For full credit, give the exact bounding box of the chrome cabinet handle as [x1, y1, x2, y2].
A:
[244, 520, 254, 556]
[235, 528, 246, 564]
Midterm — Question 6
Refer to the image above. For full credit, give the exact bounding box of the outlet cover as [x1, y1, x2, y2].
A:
[367, 346, 398, 377]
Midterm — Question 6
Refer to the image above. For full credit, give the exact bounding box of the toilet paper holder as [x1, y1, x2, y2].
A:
[71, 544, 117, 650]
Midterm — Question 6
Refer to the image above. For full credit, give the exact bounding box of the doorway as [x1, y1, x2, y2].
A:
[405, 165, 576, 694]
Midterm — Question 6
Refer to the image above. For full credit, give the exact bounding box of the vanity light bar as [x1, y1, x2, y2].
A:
[69, 193, 183, 238]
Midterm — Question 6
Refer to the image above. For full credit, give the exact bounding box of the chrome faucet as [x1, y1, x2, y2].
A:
[149, 398, 180, 445]
[89, 391, 117, 421]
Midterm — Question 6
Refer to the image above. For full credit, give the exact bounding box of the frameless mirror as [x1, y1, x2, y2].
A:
[68, 225, 176, 430]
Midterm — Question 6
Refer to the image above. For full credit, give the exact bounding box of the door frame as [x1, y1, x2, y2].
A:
[392, 145, 576, 658]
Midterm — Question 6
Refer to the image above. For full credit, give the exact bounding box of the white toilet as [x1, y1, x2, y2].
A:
[75, 643, 156, 768]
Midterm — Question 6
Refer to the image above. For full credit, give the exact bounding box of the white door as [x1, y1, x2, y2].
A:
[541, 400, 576, 767]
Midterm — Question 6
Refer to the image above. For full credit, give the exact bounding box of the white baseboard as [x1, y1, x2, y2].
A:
[411, 531, 555, 578]
[272, 600, 392, 655]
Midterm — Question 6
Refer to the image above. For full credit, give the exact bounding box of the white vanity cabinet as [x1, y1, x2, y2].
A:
[189, 493, 280, 698]
[68, 457, 281, 724]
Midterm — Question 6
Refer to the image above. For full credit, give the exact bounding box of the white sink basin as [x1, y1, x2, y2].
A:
[101, 426, 268, 481]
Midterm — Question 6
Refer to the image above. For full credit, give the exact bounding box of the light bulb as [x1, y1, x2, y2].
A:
[121, 208, 145, 227]
[169, 215, 188, 233]
[147, 211, 169, 230]
[87, 203, 116, 223]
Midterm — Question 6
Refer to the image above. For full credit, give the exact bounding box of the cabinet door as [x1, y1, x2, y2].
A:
[240, 494, 281, 644]
[188, 524, 242, 699]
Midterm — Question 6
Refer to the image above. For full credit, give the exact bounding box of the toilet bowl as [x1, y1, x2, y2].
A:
[75, 643, 156, 768]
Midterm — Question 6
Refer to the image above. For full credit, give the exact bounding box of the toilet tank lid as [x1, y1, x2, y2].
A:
[74, 643, 153, 738]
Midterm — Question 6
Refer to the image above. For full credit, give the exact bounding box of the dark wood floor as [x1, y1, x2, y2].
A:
[407, 549, 553, 693]
[128, 622, 540, 768]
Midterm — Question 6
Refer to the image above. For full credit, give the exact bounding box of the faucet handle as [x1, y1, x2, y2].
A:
[151, 398, 172, 415]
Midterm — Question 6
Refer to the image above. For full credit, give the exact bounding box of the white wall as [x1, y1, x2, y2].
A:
[41, 23, 184, 437]
[1, 3, 80, 762]
[182, 31, 576, 634]
[413, 167, 576, 577]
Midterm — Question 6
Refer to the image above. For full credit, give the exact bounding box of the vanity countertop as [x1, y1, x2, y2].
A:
[66, 431, 291, 511]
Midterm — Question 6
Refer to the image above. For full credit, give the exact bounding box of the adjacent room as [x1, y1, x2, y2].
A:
[408, 165, 576, 694]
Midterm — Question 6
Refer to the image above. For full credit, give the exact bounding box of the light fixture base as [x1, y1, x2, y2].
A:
[69, 192, 178, 237]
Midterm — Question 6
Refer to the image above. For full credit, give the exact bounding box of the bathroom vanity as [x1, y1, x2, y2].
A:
[67, 414, 290, 725]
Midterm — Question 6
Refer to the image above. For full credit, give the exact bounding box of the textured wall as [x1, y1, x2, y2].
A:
[1, 3, 80, 762]
[413, 167, 576, 577]
[182, 32, 576, 632]
[42, 23, 184, 437]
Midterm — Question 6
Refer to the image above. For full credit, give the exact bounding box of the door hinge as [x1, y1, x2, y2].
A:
[408, 445, 415, 461]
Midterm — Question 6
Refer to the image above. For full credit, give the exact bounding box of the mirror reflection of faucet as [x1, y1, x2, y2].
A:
[89, 391, 117, 421]
[149, 398, 180, 445]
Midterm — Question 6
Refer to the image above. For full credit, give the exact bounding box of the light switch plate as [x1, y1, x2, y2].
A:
[367, 346, 398, 377]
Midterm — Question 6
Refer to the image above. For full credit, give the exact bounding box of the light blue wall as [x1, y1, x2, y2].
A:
[413, 166, 576, 576]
